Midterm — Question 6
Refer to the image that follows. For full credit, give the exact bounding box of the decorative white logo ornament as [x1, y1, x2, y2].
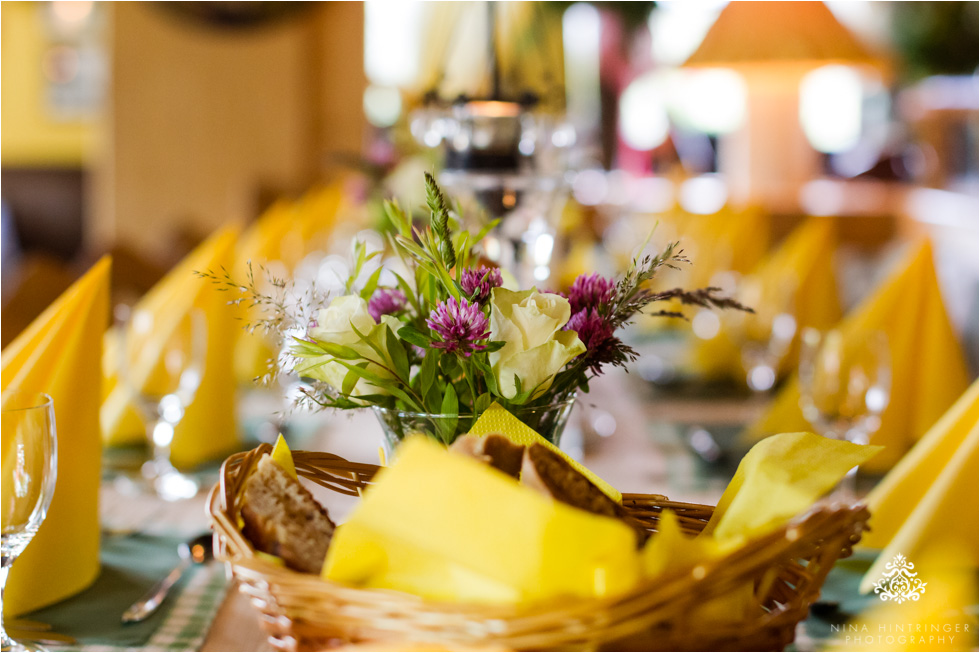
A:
[871, 553, 927, 603]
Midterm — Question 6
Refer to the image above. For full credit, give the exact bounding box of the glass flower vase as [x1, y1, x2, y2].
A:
[371, 396, 576, 459]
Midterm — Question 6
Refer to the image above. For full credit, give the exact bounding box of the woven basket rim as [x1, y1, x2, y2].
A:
[208, 443, 870, 617]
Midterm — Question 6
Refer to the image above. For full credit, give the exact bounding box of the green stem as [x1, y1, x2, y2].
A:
[370, 357, 427, 409]
[460, 358, 478, 409]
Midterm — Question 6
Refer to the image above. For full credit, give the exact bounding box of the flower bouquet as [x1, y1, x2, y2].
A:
[205, 174, 748, 450]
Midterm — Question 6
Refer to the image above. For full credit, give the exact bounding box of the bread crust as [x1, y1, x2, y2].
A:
[520, 443, 649, 545]
[449, 433, 526, 479]
[241, 455, 336, 573]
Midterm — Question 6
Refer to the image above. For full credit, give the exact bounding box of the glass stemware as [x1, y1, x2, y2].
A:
[2, 393, 57, 652]
[731, 275, 798, 394]
[798, 328, 891, 494]
[116, 306, 206, 501]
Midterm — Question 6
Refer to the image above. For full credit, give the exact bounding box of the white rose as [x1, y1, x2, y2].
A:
[303, 295, 399, 398]
[488, 288, 585, 401]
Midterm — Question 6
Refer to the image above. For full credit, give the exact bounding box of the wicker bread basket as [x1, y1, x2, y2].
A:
[209, 442, 869, 652]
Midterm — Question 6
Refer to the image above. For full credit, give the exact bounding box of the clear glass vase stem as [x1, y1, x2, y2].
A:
[1, 559, 11, 650]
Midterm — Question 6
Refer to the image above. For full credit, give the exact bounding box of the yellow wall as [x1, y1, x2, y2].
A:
[1, 1, 97, 166]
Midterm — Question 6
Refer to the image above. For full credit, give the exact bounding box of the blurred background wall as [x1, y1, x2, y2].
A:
[2, 1, 365, 266]
[2, 1, 977, 353]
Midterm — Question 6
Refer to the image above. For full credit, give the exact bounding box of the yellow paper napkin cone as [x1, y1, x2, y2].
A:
[639, 205, 771, 333]
[323, 436, 639, 604]
[690, 217, 840, 381]
[860, 422, 978, 594]
[1, 257, 110, 616]
[861, 381, 978, 551]
[745, 241, 971, 471]
[843, 546, 978, 652]
[232, 200, 296, 385]
[233, 184, 347, 384]
[99, 328, 145, 444]
[102, 228, 240, 469]
[468, 402, 621, 502]
[702, 432, 882, 541]
[664, 204, 771, 288]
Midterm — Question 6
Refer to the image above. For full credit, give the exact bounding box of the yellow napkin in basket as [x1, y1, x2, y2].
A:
[745, 241, 970, 471]
[468, 402, 620, 503]
[640, 432, 881, 623]
[323, 436, 639, 604]
[642, 510, 754, 623]
[2, 257, 110, 616]
[102, 228, 240, 469]
[703, 432, 883, 541]
[270, 433, 297, 480]
[689, 217, 840, 381]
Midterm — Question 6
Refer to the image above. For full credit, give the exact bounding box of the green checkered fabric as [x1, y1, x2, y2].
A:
[50, 563, 228, 652]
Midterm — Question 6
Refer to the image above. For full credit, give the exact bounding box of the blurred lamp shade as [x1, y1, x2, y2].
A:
[683, 1, 876, 69]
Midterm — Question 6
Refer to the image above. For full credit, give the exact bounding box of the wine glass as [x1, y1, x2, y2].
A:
[2, 393, 57, 652]
[798, 328, 891, 494]
[732, 275, 798, 394]
[117, 306, 206, 502]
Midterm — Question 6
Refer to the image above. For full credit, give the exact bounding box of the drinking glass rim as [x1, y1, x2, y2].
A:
[1, 392, 54, 413]
[371, 396, 576, 420]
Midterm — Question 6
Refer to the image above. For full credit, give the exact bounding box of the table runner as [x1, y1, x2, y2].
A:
[24, 533, 228, 651]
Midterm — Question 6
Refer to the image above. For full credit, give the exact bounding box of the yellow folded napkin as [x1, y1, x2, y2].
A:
[641, 510, 754, 623]
[323, 430, 881, 609]
[236, 183, 344, 273]
[702, 431, 883, 541]
[859, 381, 978, 593]
[102, 228, 240, 469]
[845, 546, 978, 652]
[746, 241, 971, 471]
[1, 257, 110, 616]
[232, 200, 296, 385]
[676, 204, 772, 289]
[639, 432, 881, 625]
[99, 328, 145, 443]
[639, 205, 771, 332]
[293, 183, 346, 258]
[233, 184, 347, 384]
[323, 436, 639, 604]
[690, 217, 841, 380]
[270, 433, 297, 480]
[468, 402, 621, 502]
[861, 381, 978, 550]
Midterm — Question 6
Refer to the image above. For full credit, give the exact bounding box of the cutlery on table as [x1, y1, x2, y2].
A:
[8, 620, 78, 647]
[121, 533, 214, 624]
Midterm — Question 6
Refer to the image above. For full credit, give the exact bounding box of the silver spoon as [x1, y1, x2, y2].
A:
[121, 533, 213, 624]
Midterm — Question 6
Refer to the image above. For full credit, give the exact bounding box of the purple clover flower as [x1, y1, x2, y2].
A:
[368, 288, 407, 323]
[567, 273, 616, 315]
[426, 297, 491, 357]
[460, 266, 503, 304]
[565, 308, 617, 375]
[565, 309, 614, 350]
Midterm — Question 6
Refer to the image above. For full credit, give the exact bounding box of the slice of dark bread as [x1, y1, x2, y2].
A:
[449, 433, 526, 479]
[240, 454, 336, 574]
[520, 443, 649, 545]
